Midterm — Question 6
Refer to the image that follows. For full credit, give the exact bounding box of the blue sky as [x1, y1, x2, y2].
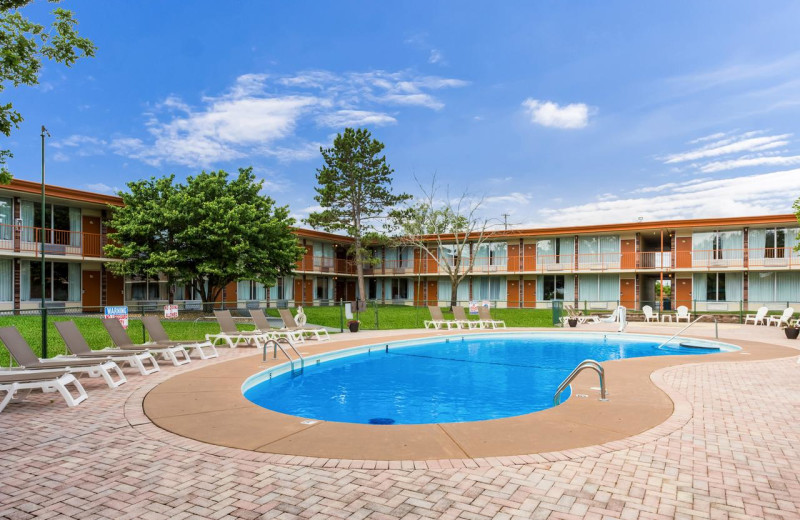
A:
[6, 1, 800, 227]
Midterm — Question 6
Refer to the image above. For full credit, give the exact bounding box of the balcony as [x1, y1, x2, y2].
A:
[0, 224, 105, 258]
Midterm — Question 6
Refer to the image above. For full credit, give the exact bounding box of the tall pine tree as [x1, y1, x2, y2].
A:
[306, 128, 411, 309]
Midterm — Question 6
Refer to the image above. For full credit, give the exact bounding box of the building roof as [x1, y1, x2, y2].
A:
[0, 179, 124, 207]
[293, 213, 798, 243]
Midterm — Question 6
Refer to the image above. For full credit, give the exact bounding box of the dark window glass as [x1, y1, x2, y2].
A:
[130, 283, 146, 300]
[29, 262, 51, 300]
[277, 279, 284, 300]
[318, 279, 330, 299]
[543, 275, 565, 300]
[391, 279, 408, 299]
[706, 274, 716, 301]
[148, 283, 159, 300]
[717, 274, 726, 301]
[367, 279, 377, 299]
[52, 262, 69, 301]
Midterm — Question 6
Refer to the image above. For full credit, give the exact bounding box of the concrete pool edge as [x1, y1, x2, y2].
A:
[134, 329, 798, 464]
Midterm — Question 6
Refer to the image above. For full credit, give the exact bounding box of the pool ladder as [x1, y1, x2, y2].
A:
[553, 359, 608, 406]
[263, 337, 305, 373]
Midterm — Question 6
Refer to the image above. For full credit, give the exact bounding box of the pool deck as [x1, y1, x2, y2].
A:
[142, 327, 793, 461]
[2, 323, 800, 519]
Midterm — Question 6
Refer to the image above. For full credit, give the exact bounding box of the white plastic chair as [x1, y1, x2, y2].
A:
[744, 306, 769, 326]
[768, 307, 794, 327]
[642, 305, 659, 322]
[675, 306, 691, 323]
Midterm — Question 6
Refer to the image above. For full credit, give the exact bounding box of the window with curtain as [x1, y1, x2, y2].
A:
[21, 201, 34, 242]
[23, 261, 76, 301]
[693, 230, 742, 264]
[0, 259, 11, 301]
[68, 207, 81, 247]
[489, 242, 507, 266]
[578, 274, 619, 303]
[0, 197, 12, 241]
[391, 278, 409, 299]
[473, 243, 489, 267]
[537, 237, 574, 267]
[539, 275, 565, 300]
[68, 263, 81, 301]
[694, 273, 742, 302]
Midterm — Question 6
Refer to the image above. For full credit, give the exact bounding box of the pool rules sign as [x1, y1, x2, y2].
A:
[164, 305, 179, 319]
[104, 306, 129, 329]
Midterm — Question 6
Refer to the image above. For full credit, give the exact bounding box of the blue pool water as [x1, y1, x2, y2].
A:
[243, 333, 734, 425]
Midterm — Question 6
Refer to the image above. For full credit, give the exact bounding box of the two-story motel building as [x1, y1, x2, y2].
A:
[1, 180, 798, 313]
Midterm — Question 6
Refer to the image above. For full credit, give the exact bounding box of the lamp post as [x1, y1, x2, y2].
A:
[41, 126, 50, 358]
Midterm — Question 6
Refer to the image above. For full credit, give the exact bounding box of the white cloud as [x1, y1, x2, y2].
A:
[521, 98, 591, 129]
[663, 131, 790, 164]
[51, 134, 108, 160]
[109, 69, 467, 167]
[428, 49, 444, 64]
[484, 192, 532, 205]
[698, 154, 800, 173]
[260, 142, 324, 162]
[316, 110, 397, 128]
[84, 183, 117, 194]
[535, 168, 800, 226]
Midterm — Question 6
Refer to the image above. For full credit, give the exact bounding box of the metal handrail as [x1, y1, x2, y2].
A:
[655, 314, 716, 349]
[263, 337, 304, 372]
[553, 359, 608, 406]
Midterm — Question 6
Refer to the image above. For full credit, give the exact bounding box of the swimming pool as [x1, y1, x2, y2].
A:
[243, 333, 737, 425]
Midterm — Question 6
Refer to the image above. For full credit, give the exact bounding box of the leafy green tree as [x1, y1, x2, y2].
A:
[306, 128, 411, 308]
[0, 0, 96, 183]
[105, 168, 303, 309]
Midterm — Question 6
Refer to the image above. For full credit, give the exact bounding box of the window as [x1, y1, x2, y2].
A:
[706, 273, 726, 301]
[128, 279, 160, 301]
[30, 203, 81, 245]
[488, 242, 507, 266]
[392, 278, 409, 299]
[316, 277, 330, 299]
[542, 275, 565, 301]
[765, 228, 787, 258]
[25, 261, 80, 301]
[0, 197, 12, 240]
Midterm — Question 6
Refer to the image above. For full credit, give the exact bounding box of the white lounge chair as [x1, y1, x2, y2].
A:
[0, 326, 126, 389]
[54, 321, 160, 376]
[642, 305, 659, 323]
[250, 309, 305, 343]
[278, 309, 330, 341]
[744, 306, 768, 326]
[103, 318, 191, 366]
[478, 306, 506, 329]
[675, 306, 691, 323]
[768, 307, 794, 327]
[424, 306, 459, 329]
[452, 307, 481, 329]
[0, 370, 88, 413]
[206, 310, 271, 348]
[142, 317, 218, 359]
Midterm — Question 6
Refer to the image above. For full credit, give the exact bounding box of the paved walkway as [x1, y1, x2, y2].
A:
[2, 326, 800, 519]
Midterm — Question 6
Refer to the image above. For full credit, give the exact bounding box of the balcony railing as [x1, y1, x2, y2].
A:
[0, 224, 105, 258]
[294, 247, 800, 276]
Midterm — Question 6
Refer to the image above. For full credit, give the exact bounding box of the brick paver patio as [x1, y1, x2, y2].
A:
[2, 327, 800, 519]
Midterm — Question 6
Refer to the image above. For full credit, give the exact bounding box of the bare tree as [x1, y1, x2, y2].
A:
[395, 177, 496, 309]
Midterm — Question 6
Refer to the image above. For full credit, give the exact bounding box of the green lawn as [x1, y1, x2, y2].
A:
[0, 316, 255, 367]
[266, 304, 554, 330]
[0, 306, 553, 365]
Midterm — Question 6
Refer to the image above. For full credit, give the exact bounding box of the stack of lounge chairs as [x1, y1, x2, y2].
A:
[424, 306, 507, 330]
[0, 314, 227, 414]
